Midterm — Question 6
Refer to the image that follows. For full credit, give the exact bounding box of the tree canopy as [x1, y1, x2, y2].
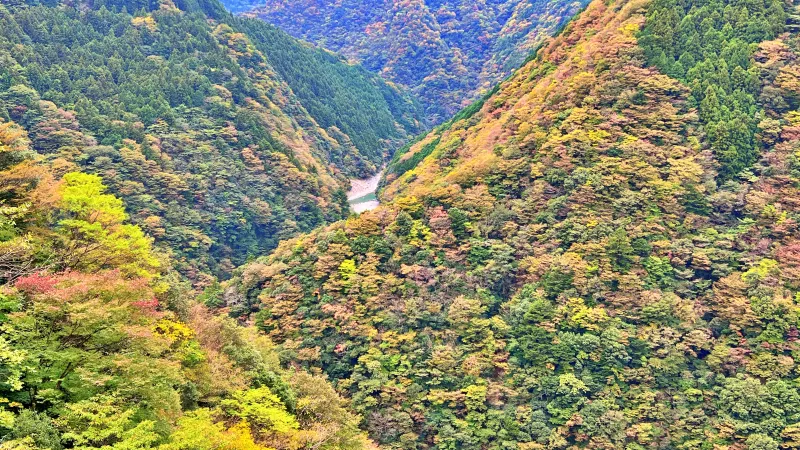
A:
[224, 0, 800, 447]
[0, 0, 423, 278]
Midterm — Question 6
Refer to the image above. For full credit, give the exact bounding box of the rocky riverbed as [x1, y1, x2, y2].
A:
[347, 170, 382, 213]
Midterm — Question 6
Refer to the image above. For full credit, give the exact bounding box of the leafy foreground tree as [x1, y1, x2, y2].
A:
[0, 121, 370, 449]
[225, 0, 800, 447]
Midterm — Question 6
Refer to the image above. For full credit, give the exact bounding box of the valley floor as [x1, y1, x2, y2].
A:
[347, 169, 382, 213]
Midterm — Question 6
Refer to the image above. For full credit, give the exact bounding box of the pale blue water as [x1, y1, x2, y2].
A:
[347, 170, 382, 213]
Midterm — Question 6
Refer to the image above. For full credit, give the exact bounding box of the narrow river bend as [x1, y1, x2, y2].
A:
[347, 170, 383, 213]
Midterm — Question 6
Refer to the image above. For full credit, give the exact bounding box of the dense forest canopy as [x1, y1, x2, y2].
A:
[222, 0, 800, 447]
[233, 0, 591, 123]
[0, 0, 423, 278]
[639, 0, 786, 181]
[0, 115, 371, 448]
[6, 0, 800, 448]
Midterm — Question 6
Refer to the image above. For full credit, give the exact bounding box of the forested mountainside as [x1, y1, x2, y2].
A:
[0, 0, 422, 278]
[0, 120, 369, 448]
[234, 0, 591, 123]
[225, 0, 800, 447]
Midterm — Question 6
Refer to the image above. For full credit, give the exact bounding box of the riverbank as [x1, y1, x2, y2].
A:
[347, 170, 382, 213]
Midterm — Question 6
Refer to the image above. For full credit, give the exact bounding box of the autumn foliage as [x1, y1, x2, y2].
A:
[241, 0, 591, 123]
[226, 0, 800, 447]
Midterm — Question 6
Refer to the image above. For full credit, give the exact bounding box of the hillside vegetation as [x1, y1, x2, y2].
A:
[0, 118, 370, 449]
[0, 0, 422, 278]
[236, 0, 591, 123]
[226, 0, 800, 447]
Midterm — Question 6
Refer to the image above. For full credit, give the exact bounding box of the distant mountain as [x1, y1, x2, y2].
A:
[0, 0, 423, 277]
[231, 0, 590, 123]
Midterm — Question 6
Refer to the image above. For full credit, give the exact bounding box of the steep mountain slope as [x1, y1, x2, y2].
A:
[0, 0, 422, 278]
[236, 0, 591, 123]
[227, 0, 800, 447]
[0, 119, 369, 448]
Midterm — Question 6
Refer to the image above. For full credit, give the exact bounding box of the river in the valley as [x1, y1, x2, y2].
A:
[347, 170, 383, 213]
